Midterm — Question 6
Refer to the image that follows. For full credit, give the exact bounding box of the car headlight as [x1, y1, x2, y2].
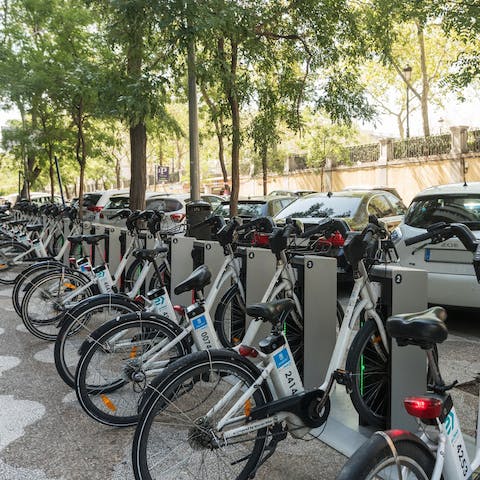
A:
[391, 226, 402, 243]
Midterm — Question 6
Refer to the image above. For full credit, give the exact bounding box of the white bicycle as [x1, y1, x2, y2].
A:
[337, 221, 480, 480]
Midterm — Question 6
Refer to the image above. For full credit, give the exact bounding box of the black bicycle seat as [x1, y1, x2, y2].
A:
[133, 247, 169, 261]
[174, 265, 211, 295]
[83, 234, 109, 245]
[26, 224, 43, 232]
[387, 306, 448, 349]
[67, 235, 85, 244]
[246, 298, 294, 324]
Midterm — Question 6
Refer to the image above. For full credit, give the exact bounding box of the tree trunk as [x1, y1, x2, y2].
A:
[417, 22, 430, 137]
[129, 122, 147, 210]
[127, 35, 147, 211]
[49, 155, 55, 201]
[200, 85, 228, 184]
[115, 157, 121, 189]
[262, 146, 268, 196]
[220, 37, 240, 216]
[78, 162, 85, 219]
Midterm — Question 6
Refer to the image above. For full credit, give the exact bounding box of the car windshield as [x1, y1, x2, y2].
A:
[105, 196, 130, 209]
[214, 202, 265, 218]
[405, 195, 480, 229]
[83, 194, 102, 207]
[275, 196, 362, 220]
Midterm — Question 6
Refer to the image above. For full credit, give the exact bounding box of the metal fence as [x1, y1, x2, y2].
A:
[393, 134, 451, 159]
[468, 129, 480, 153]
[346, 143, 379, 164]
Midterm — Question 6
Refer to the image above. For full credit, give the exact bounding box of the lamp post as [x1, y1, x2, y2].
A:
[403, 65, 412, 139]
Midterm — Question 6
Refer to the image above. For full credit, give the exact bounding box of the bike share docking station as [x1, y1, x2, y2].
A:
[316, 264, 428, 457]
[70, 221, 432, 459]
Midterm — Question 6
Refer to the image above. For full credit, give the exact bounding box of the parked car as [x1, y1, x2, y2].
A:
[269, 189, 317, 197]
[213, 196, 297, 220]
[80, 189, 129, 221]
[342, 185, 404, 202]
[392, 182, 480, 309]
[274, 189, 406, 231]
[29, 192, 63, 205]
[97, 192, 223, 231]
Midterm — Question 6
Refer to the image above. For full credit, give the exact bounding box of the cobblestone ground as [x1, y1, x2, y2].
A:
[0, 283, 478, 479]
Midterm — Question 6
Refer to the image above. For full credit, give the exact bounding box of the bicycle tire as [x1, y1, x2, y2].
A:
[54, 294, 143, 388]
[124, 258, 170, 295]
[346, 318, 389, 428]
[214, 283, 247, 347]
[75, 313, 190, 427]
[337, 431, 436, 479]
[12, 260, 67, 316]
[132, 349, 273, 480]
[20, 270, 97, 341]
[0, 240, 36, 285]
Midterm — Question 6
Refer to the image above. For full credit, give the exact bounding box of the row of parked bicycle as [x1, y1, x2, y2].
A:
[3, 199, 480, 479]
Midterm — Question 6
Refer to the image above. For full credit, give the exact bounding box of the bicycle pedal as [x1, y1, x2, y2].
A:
[333, 369, 354, 392]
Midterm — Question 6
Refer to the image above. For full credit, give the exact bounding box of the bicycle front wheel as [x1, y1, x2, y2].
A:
[132, 349, 272, 480]
[75, 314, 190, 427]
[21, 270, 95, 340]
[0, 240, 35, 285]
[214, 283, 247, 347]
[346, 318, 389, 428]
[337, 431, 435, 479]
[54, 295, 142, 388]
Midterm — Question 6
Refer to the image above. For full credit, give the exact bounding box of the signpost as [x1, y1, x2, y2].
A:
[156, 165, 169, 182]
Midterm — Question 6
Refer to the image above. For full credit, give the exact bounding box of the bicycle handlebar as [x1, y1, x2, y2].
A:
[403, 221, 480, 283]
[110, 208, 132, 220]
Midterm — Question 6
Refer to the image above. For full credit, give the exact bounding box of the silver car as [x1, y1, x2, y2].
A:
[392, 182, 480, 309]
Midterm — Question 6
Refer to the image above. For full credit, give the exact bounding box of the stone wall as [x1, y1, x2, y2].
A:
[221, 126, 480, 204]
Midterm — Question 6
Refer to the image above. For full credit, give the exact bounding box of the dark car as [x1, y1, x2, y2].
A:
[274, 190, 406, 231]
[213, 196, 297, 220]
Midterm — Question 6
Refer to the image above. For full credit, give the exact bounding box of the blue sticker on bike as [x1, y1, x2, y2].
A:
[274, 349, 291, 369]
[192, 315, 207, 330]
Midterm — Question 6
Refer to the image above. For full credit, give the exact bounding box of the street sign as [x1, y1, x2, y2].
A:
[156, 165, 169, 182]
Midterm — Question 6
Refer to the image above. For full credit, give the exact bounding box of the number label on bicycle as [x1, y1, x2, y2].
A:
[274, 349, 291, 369]
[192, 315, 207, 330]
[444, 408, 472, 478]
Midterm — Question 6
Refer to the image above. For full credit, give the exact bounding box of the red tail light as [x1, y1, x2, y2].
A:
[99, 213, 104, 219]
[87, 206, 103, 212]
[171, 213, 185, 223]
[252, 232, 270, 247]
[239, 345, 258, 358]
[330, 231, 345, 247]
[174, 305, 185, 316]
[404, 396, 442, 419]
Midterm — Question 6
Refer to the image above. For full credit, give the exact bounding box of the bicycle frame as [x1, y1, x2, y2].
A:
[193, 258, 389, 446]
[204, 244, 244, 312]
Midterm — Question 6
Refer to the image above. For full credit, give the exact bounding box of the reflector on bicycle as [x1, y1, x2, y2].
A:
[100, 394, 117, 412]
[404, 396, 442, 419]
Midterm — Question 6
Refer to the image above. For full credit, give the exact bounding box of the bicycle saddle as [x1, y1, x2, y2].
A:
[26, 223, 43, 232]
[174, 265, 211, 295]
[133, 247, 169, 261]
[83, 234, 109, 245]
[246, 298, 294, 324]
[387, 306, 448, 349]
[67, 235, 85, 244]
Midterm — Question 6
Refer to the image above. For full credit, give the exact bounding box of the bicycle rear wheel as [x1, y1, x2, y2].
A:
[337, 431, 435, 479]
[132, 350, 273, 480]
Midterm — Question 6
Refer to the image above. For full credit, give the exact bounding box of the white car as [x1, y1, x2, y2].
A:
[81, 189, 129, 221]
[392, 182, 480, 309]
